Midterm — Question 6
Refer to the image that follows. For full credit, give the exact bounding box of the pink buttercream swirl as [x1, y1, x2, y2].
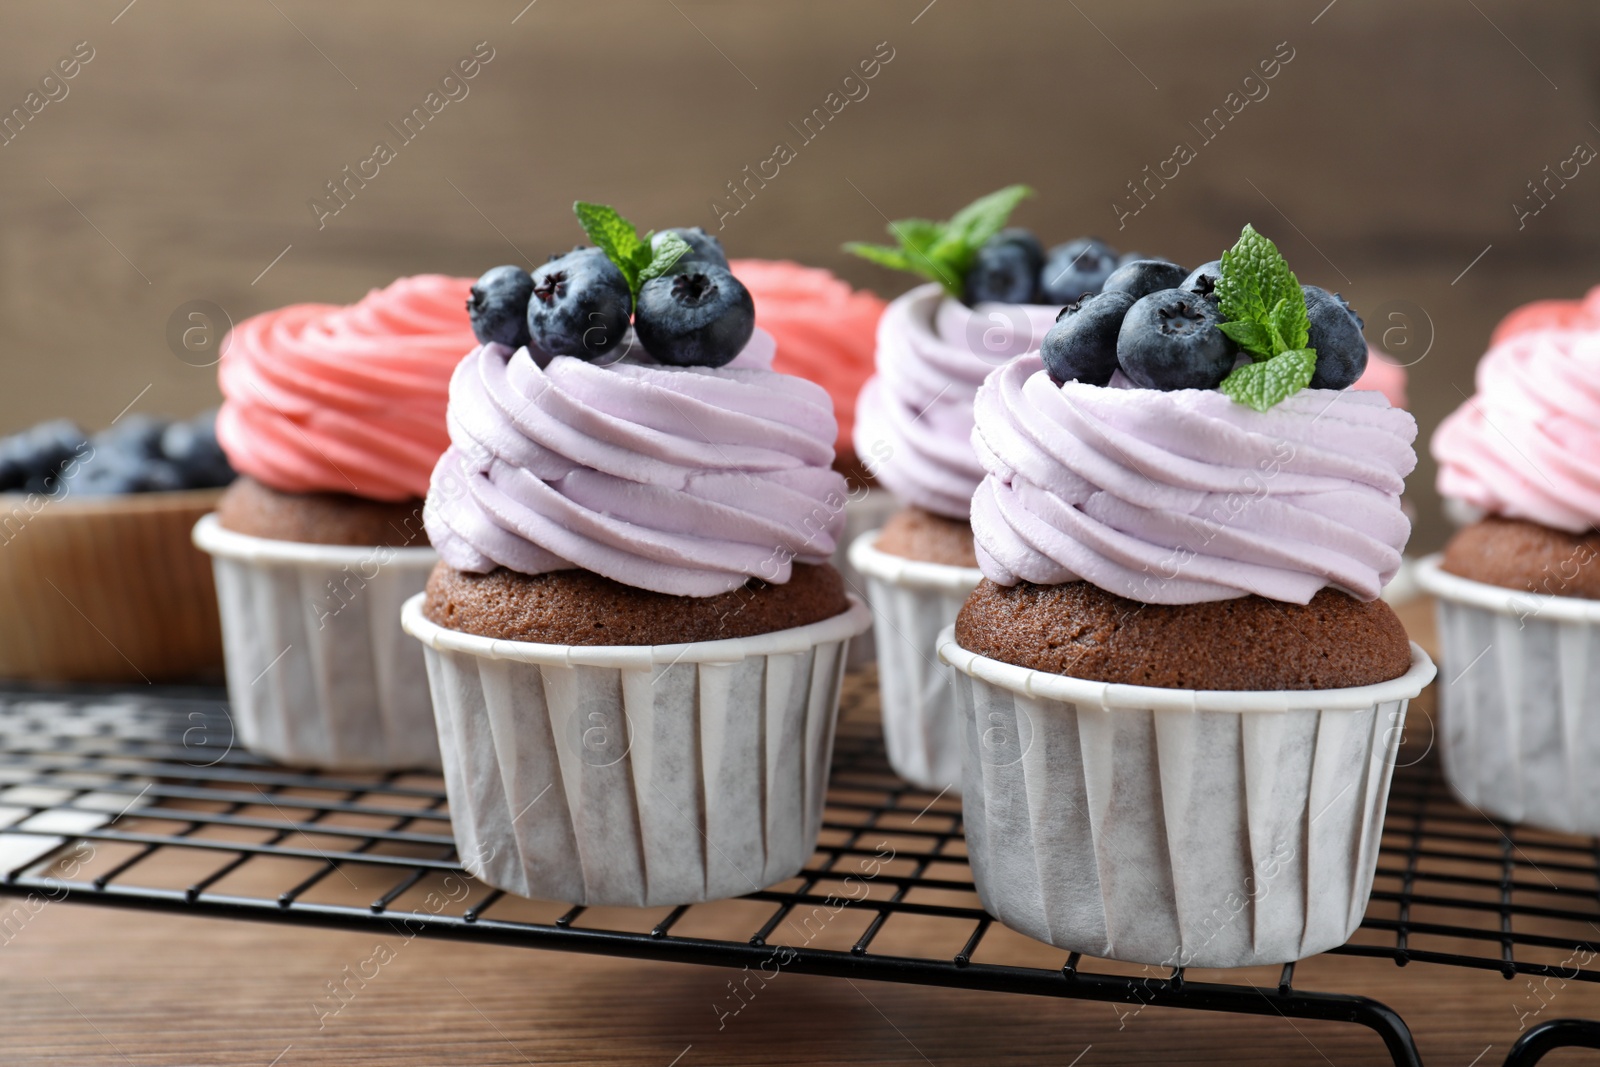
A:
[423, 328, 849, 597]
[853, 283, 1060, 519]
[971, 356, 1417, 604]
[217, 274, 476, 501]
[1434, 324, 1600, 532]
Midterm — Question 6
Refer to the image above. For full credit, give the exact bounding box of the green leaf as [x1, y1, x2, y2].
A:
[638, 232, 691, 288]
[888, 218, 944, 260]
[845, 185, 1033, 299]
[1217, 319, 1275, 358]
[844, 241, 916, 274]
[944, 184, 1034, 253]
[1215, 223, 1302, 345]
[1219, 348, 1317, 412]
[574, 200, 648, 295]
[1270, 284, 1310, 351]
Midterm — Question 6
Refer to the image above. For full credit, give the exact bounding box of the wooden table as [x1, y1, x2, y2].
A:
[5, 596, 1598, 1067]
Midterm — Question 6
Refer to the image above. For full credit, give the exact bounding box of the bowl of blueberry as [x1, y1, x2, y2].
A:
[0, 409, 234, 682]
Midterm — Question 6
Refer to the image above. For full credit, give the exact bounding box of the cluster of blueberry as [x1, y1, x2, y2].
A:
[467, 227, 757, 369]
[0, 411, 233, 498]
[1035, 243, 1367, 393]
[965, 231, 1146, 306]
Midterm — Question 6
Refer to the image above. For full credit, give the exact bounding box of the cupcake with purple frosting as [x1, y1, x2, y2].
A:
[402, 203, 869, 907]
[940, 225, 1436, 967]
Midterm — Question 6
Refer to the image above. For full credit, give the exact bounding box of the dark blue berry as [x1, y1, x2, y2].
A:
[1, 419, 91, 494]
[65, 449, 184, 496]
[1040, 291, 1137, 386]
[653, 227, 726, 268]
[635, 264, 755, 368]
[467, 266, 534, 349]
[95, 414, 169, 460]
[1039, 238, 1119, 304]
[964, 228, 1043, 305]
[1180, 260, 1223, 298]
[1117, 289, 1238, 390]
[161, 410, 235, 489]
[1303, 285, 1368, 390]
[527, 249, 631, 360]
[1101, 259, 1189, 301]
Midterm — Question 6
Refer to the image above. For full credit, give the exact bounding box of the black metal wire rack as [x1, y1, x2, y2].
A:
[1, 677, 1599, 1067]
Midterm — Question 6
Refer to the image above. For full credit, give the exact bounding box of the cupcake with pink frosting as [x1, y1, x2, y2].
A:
[1419, 286, 1600, 833]
[193, 274, 475, 769]
[938, 226, 1435, 967]
[402, 203, 869, 906]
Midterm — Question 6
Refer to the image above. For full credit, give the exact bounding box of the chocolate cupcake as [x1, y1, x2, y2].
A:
[940, 225, 1435, 968]
[402, 204, 869, 907]
[1419, 285, 1600, 833]
[192, 274, 474, 769]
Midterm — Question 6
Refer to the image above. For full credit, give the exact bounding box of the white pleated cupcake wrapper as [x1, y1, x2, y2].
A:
[849, 531, 981, 792]
[837, 489, 901, 668]
[193, 515, 441, 770]
[940, 626, 1436, 968]
[402, 593, 872, 907]
[1417, 554, 1600, 834]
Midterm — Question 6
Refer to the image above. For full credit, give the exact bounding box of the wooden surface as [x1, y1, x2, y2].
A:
[1, 2, 1599, 554]
[5, 596, 1600, 1067]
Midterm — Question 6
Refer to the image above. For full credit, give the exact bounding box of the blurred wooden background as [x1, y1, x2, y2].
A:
[0, 0, 1597, 552]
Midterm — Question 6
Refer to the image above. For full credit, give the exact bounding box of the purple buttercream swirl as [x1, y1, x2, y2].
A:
[423, 328, 849, 597]
[971, 355, 1417, 605]
[853, 283, 1060, 519]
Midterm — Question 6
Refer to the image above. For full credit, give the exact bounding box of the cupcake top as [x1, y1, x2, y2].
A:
[971, 225, 1416, 605]
[1434, 291, 1600, 533]
[425, 203, 847, 598]
[730, 259, 885, 462]
[217, 275, 475, 502]
[854, 286, 1057, 517]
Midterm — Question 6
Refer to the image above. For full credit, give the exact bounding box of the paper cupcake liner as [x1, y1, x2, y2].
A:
[402, 592, 872, 907]
[940, 626, 1435, 968]
[193, 514, 440, 770]
[848, 531, 982, 792]
[1416, 554, 1600, 834]
[837, 488, 901, 667]
[0, 489, 224, 681]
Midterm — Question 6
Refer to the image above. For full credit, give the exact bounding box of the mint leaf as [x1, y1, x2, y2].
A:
[844, 184, 1033, 299]
[638, 232, 691, 288]
[1220, 348, 1317, 412]
[1216, 224, 1302, 335]
[574, 200, 649, 297]
[1217, 319, 1274, 358]
[1269, 287, 1309, 351]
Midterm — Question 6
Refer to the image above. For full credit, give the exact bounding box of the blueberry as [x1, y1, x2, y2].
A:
[1039, 238, 1119, 304]
[1101, 259, 1189, 301]
[634, 264, 755, 368]
[1, 419, 91, 494]
[161, 410, 235, 489]
[1040, 291, 1137, 386]
[527, 248, 631, 360]
[1117, 289, 1238, 391]
[1180, 260, 1223, 298]
[1303, 285, 1368, 390]
[467, 266, 534, 349]
[964, 228, 1044, 305]
[95, 414, 169, 460]
[65, 449, 184, 496]
[652, 227, 726, 268]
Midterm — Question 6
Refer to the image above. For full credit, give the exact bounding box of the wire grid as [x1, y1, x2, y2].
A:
[1, 677, 1599, 1066]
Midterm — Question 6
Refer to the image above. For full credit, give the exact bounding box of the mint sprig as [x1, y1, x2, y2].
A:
[844, 184, 1033, 298]
[1216, 224, 1317, 412]
[573, 201, 691, 310]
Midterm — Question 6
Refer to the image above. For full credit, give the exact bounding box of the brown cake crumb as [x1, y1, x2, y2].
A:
[955, 580, 1413, 690]
[874, 506, 977, 568]
[1441, 516, 1600, 599]
[216, 477, 427, 548]
[423, 562, 851, 645]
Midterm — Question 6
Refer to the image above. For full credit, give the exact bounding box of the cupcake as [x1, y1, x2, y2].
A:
[940, 225, 1435, 967]
[193, 274, 473, 769]
[403, 203, 870, 907]
[845, 186, 1136, 791]
[733, 258, 892, 663]
[0, 411, 234, 681]
[1421, 286, 1600, 833]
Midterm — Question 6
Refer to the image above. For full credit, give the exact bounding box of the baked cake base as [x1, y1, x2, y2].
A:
[217, 476, 426, 548]
[874, 506, 977, 568]
[956, 579, 1412, 690]
[423, 562, 851, 645]
[1441, 516, 1600, 599]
